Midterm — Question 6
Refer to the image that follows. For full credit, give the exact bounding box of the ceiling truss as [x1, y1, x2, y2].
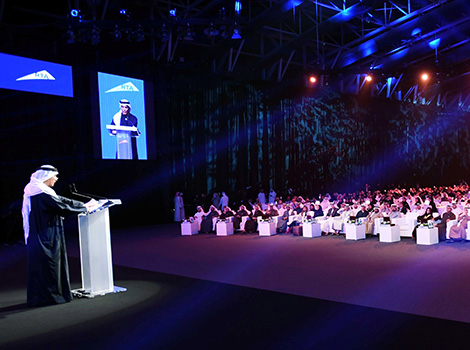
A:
[2, 1, 470, 109]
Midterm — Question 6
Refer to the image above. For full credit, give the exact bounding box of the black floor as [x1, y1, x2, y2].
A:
[1, 243, 469, 350]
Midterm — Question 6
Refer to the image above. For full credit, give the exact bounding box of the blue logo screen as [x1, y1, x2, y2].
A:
[0, 52, 73, 97]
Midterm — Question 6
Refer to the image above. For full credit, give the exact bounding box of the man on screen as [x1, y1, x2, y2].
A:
[109, 99, 140, 159]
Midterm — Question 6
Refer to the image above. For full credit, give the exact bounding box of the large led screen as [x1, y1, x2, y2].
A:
[0, 52, 73, 97]
[97, 72, 149, 160]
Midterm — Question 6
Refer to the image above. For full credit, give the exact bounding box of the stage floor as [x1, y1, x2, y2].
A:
[68, 223, 470, 323]
[1, 223, 469, 349]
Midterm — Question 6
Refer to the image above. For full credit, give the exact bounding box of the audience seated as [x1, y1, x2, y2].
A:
[366, 206, 383, 235]
[233, 205, 250, 230]
[190, 182, 470, 242]
[437, 204, 456, 241]
[244, 215, 258, 233]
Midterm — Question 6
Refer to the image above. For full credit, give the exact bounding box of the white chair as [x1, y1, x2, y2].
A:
[374, 218, 381, 235]
[332, 218, 344, 233]
[238, 216, 249, 231]
[391, 216, 415, 238]
[446, 219, 458, 239]
[437, 206, 446, 216]
[272, 215, 280, 226]
[446, 219, 470, 240]
[287, 215, 301, 226]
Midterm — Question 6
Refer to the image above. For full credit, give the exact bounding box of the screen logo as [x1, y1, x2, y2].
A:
[105, 82, 139, 93]
[16, 70, 56, 81]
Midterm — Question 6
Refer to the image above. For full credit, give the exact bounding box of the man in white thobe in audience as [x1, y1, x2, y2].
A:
[193, 206, 206, 230]
[220, 192, 229, 210]
[321, 202, 340, 235]
[350, 202, 360, 216]
[258, 189, 266, 205]
[389, 204, 402, 219]
[451, 202, 462, 217]
[268, 189, 277, 204]
[411, 203, 425, 216]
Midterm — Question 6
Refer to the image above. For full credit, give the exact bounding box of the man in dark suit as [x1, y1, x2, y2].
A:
[437, 204, 456, 241]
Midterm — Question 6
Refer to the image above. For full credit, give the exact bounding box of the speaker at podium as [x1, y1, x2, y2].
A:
[106, 124, 139, 160]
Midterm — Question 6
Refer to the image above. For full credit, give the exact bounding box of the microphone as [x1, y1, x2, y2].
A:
[70, 184, 93, 200]
[70, 183, 108, 200]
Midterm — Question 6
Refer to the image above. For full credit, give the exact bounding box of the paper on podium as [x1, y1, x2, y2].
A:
[84, 199, 122, 214]
[106, 125, 138, 132]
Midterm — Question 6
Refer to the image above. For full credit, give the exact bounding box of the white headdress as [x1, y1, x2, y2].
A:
[22, 165, 59, 244]
[119, 99, 131, 108]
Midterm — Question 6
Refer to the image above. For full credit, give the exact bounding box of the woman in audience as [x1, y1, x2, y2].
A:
[312, 202, 324, 218]
[412, 207, 433, 238]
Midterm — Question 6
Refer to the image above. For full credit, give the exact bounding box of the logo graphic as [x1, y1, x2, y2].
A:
[105, 82, 139, 93]
[16, 70, 56, 81]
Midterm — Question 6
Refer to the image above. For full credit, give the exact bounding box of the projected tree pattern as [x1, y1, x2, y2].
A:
[167, 80, 470, 196]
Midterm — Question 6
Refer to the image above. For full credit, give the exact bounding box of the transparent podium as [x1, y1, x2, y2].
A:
[72, 199, 126, 298]
[106, 125, 138, 160]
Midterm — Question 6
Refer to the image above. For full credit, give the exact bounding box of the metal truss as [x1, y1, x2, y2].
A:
[3, 0, 470, 109]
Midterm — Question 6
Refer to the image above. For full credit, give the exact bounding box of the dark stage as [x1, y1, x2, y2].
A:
[1, 224, 470, 349]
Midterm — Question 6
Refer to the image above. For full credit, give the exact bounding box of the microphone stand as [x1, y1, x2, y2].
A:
[70, 183, 108, 201]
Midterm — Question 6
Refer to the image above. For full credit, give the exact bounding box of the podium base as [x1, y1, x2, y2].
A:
[72, 286, 127, 299]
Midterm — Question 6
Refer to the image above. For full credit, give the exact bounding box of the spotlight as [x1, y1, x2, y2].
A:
[89, 26, 100, 45]
[219, 7, 226, 17]
[421, 73, 429, 81]
[365, 75, 372, 82]
[306, 74, 320, 87]
[160, 24, 170, 42]
[66, 27, 75, 44]
[231, 23, 241, 39]
[183, 23, 194, 41]
[135, 25, 145, 42]
[120, 9, 127, 15]
[204, 23, 219, 38]
[125, 28, 134, 41]
[235, 1, 242, 15]
[70, 9, 80, 17]
[219, 24, 229, 39]
[169, 8, 177, 18]
[411, 28, 421, 36]
[428, 38, 441, 50]
[112, 25, 122, 41]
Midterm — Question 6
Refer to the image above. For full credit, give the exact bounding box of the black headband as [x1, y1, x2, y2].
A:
[37, 166, 58, 172]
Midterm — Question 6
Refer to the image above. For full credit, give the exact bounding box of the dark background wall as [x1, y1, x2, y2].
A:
[2, 54, 470, 242]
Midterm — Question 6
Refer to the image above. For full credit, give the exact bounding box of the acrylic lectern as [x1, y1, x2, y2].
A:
[72, 199, 126, 298]
[106, 125, 138, 160]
